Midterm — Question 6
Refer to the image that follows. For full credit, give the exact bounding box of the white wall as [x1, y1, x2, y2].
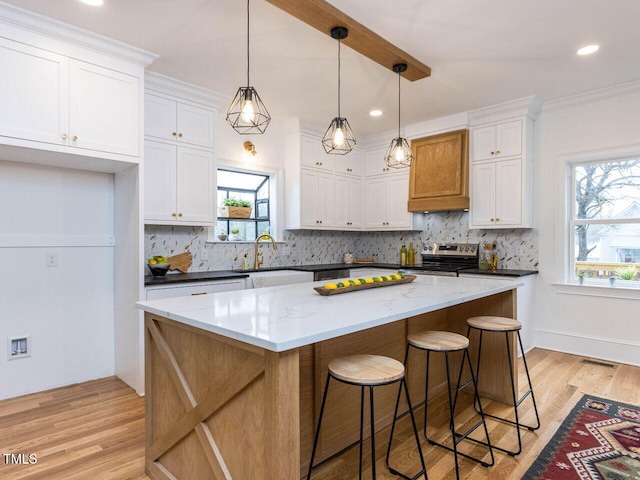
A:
[534, 82, 640, 366]
[0, 161, 115, 399]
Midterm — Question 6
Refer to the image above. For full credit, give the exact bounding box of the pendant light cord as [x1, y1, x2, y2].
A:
[337, 38, 341, 117]
[246, 0, 250, 87]
[397, 69, 401, 137]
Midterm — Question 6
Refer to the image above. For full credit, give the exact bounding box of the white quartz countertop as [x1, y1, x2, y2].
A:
[136, 276, 522, 352]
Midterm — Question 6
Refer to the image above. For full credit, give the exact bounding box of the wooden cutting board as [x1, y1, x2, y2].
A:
[168, 252, 192, 273]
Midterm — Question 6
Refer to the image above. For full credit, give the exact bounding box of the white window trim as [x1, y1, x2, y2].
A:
[207, 158, 285, 242]
[555, 142, 640, 290]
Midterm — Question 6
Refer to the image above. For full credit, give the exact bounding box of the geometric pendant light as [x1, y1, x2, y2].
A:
[226, 0, 271, 134]
[322, 26, 356, 155]
[384, 63, 414, 168]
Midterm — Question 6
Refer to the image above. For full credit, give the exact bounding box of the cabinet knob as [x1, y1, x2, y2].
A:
[319, 220, 322, 224]
[496, 150, 501, 154]
[178, 213, 183, 217]
[178, 133, 183, 138]
[172, 213, 177, 217]
[495, 217, 500, 222]
[172, 132, 177, 136]
[61, 134, 68, 140]
[72, 135, 78, 142]
[490, 218, 495, 222]
[490, 151, 495, 155]
[319, 162, 322, 166]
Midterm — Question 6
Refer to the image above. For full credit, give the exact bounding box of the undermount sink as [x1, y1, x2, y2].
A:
[246, 270, 314, 289]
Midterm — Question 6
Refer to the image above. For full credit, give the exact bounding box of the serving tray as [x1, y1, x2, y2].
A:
[314, 275, 416, 296]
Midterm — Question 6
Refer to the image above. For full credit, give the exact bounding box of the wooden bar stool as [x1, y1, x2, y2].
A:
[463, 316, 541, 456]
[394, 331, 493, 480]
[307, 354, 427, 480]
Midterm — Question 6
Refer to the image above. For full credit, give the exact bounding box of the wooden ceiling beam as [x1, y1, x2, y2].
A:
[264, 0, 431, 81]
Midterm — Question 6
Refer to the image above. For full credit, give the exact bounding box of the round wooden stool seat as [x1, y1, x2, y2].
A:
[467, 315, 522, 332]
[407, 330, 469, 352]
[328, 354, 405, 385]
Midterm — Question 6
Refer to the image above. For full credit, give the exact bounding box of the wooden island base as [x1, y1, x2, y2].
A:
[144, 290, 516, 480]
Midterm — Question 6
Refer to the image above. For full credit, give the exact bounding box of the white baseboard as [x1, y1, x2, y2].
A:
[534, 328, 640, 367]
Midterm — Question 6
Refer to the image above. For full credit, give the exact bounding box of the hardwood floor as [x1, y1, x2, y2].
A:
[0, 349, 638, 480]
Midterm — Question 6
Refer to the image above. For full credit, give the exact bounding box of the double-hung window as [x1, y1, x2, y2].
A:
[569, 157, 640, 285]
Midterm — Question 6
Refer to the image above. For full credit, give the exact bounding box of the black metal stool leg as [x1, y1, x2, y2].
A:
[369, 385, 376, 479]
[307, 375, 332, 480]
[387, 377, 428, 480]
[469, 326, 541, 457]
[360, 386, 365, 480]
[517, 332, 541, 431]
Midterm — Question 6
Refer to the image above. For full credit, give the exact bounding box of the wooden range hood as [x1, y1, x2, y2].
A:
[265, 0, 431, 81]
[408, 129, 469, 212]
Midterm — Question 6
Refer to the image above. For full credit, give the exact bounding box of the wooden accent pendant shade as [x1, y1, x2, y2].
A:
[265, 0, 431, 81]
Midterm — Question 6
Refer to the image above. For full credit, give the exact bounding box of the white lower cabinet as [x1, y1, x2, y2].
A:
[146, 279, 246, 300]
[144, 141, 215, 226]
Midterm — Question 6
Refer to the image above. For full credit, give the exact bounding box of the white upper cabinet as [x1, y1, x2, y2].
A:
[300, 134, 334, 171]
[364, 173, 419, 230]
[69, 59, 139, 157]
[335, 174, 362, 229]
[335, 148, 363, 177]
[469, 99, 536, 229]
[145, 94, 215, 149]
[144, 141, 215, 226]
[365, 146, 396, 176]
[471, 119, 522, 162]
[0, 14, 153, 172]
[0, 38, 68, 146]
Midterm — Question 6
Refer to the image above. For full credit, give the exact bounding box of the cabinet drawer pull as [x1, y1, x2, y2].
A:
[72, 135, 78, 142]
[61, 133, 68, 140]
[172, 132, 177, 136]
[191, 292, 207, 296]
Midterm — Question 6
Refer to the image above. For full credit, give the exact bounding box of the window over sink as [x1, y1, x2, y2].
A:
[216, 169, 271, 241]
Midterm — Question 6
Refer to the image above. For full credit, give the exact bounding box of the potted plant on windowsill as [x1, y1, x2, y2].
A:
[577, 271, 585, 285]
[229, 228, 242, 241]
[219, 198, 252, 218]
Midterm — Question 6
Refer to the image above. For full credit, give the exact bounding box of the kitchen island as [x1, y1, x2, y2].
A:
[137, 275, 521, 480]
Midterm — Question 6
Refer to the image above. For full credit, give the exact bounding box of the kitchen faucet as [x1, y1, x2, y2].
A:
[254, 234, 278, 270]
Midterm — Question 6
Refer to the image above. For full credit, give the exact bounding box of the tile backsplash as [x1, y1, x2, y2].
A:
[145, 212, 538, 273]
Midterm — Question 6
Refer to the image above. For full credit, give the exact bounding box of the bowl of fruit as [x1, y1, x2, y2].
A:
[148, 256, 170, 276]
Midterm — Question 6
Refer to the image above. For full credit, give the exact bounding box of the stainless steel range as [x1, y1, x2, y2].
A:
[401, 243, 479, 277]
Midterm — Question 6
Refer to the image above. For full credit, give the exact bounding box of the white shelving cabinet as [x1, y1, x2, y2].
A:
[143, 76, 221, 227]
[469, 98, 537, 230]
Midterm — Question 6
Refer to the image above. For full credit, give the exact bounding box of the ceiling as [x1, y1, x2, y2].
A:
[5, 0, 640, 136]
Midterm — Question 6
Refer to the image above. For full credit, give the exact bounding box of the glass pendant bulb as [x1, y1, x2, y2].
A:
[322, 27, 356, 155]
[226, 0, 271, 135]
[384, 63, 414, 168]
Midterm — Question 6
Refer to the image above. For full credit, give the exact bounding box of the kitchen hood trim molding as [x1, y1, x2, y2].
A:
[145, 72, 229, 110]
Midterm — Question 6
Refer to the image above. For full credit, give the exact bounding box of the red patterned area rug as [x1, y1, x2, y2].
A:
[522, 395, 640, 480]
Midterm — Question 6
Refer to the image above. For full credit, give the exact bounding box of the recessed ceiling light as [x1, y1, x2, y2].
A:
[577, 45, 599, 56]
[79, 0, 103, 6]
[369, 110, 382, 117]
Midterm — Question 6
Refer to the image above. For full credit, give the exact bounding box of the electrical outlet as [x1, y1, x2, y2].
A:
[201, 249, 208, 261]
[46, 252, 58, 267]
[7, 336, 30, 361]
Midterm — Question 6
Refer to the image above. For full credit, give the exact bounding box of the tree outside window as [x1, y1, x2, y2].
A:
[571, 158, 640, 283]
